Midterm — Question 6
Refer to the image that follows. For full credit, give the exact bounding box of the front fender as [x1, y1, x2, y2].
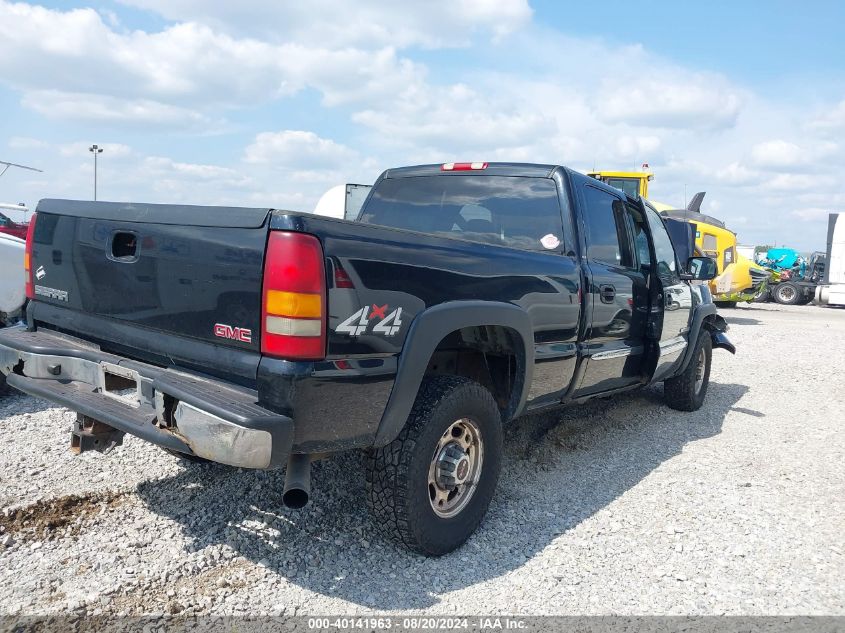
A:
[676, 303, 717, 374]
[711, 330, 736, 354]
[707, 314, 736, 353]
[372, 300, 534, 447]
[677, 306, 736, 376]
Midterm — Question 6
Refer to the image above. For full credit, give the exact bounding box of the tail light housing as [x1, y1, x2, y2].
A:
[24, 213, 37, 300]
[261, 231, 326, 360]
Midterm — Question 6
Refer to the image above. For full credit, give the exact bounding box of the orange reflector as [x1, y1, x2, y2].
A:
[24, 213, 37, 301]
[266, 290, 322, 318]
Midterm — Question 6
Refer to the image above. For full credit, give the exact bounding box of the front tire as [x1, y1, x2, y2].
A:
[366, 375, 503, 556]
[752, 288, 771, 303]
[664, 330, 712, 412]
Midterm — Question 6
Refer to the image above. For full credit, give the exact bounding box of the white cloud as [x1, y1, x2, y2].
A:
[750, 140, 805, 169]
[807, 98, 845, 132]
[713, 162, 763, 186]
[0, 1, 427, 125]
[22, 91, 215, 127]
[2, 131, 380, 213]
[615, 135, 662, 160]
[767, 173, 833, 191]
[116, 0, 532, 48]
[352, 81, 553, 153]
[749, 139, 837, 170]
[597, 78, 742, 130]
[244, 131, 359, 168]
[7, 137, 49, 150]
[2, 0, 844, 253]
[58, 141, 133, 158]
[791, 208, 833, 221]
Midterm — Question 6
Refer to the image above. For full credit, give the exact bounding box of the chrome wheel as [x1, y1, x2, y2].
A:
[428, 418, 484, 518]
[694, 347, 706, 394]
[777, 285, 796, 302]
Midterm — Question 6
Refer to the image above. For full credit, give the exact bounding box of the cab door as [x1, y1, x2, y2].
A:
[639, 203, 693, 382]
[576, 184, 649, 395]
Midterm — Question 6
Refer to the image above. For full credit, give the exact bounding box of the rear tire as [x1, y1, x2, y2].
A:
[664, 330, 712, 412]
[366, 375, 503, 556]
[772, 282, 802, 305]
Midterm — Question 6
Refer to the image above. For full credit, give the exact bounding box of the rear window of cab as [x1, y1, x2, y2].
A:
[360, 175, 565, 252]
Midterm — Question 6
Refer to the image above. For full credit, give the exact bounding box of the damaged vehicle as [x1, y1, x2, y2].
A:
[0, 231, 26, 392]
[0, 162, 734, 555]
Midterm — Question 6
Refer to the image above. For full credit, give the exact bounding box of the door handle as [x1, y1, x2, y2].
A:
[599, 284, 616, 303]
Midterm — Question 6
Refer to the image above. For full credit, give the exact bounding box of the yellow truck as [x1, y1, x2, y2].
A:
[588, 170, 769, 306]
[587, 168, 670, 211]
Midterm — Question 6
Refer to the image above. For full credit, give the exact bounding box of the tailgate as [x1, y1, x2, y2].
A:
[31, 199, 270, 357]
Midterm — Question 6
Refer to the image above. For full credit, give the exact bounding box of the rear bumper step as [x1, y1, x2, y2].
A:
[0, 326, 293, 469]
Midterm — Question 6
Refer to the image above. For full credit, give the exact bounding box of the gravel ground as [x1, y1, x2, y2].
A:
[0, 302, 843, 616]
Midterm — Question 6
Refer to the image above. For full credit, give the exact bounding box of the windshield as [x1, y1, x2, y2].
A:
[603, 177, 640, 198]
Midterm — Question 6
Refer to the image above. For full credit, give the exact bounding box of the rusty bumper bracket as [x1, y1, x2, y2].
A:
[70, 414, 125, 454]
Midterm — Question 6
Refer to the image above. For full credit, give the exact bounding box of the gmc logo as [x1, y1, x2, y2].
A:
[214, 323, 252, 343]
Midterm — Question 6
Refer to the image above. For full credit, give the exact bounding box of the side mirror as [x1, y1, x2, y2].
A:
[681, 256, 717, 281]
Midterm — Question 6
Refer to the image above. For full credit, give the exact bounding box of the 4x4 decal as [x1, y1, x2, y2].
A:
[337, 304, 403, 337]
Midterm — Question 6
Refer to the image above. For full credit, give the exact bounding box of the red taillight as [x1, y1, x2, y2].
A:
[261, 231, 326, 360]
[24, 213, 37, 300]
[441, 162, 488, 171]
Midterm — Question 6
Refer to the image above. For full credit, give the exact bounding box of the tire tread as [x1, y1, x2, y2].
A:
[365, 375, 500, 555]
[664, 330, 712, 412]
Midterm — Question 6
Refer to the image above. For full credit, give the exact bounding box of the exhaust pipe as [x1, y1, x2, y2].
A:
[283, 453, 311, 509]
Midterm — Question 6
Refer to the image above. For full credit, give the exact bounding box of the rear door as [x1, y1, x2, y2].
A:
[576, 184, 649, 394]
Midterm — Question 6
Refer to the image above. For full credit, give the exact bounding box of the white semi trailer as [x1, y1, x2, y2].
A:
[815, 212, 845, 307]
[313, 184, 372, 220]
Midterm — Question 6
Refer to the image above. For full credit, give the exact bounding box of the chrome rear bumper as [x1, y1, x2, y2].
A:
[0, 326, 293, 469]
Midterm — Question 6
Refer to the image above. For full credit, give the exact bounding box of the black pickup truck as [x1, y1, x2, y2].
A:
[0, 162, 733, 555]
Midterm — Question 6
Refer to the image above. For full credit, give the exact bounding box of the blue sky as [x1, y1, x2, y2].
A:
[1, 0, 844, 250]
[538, 1, 845, 85]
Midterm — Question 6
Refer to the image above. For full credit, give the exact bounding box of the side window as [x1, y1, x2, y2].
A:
[582, 186, 634, 268]
[627, 203, 651, 269]
[644, 207, 680, 284]
[702, 233, 718, 257]
[0, 213, 9, 227]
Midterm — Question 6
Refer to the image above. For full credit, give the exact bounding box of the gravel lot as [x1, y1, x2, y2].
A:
[1, 302, 843, 616]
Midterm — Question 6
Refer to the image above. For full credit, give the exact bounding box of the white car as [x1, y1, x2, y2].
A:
[0, 232, 25, 323]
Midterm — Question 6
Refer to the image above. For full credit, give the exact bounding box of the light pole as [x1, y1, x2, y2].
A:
[88, 144, 103, 200]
